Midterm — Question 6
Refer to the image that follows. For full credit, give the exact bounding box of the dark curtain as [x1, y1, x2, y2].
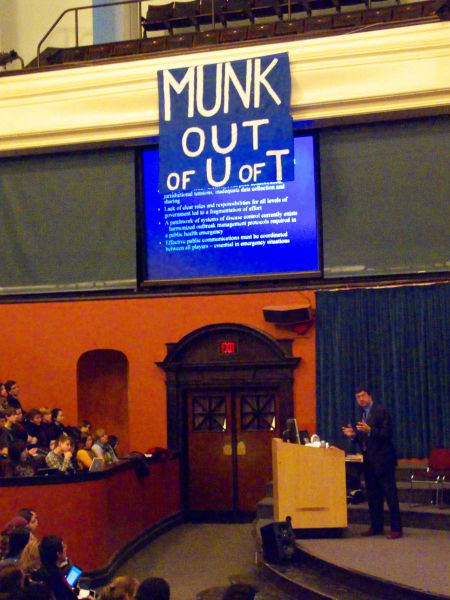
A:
[316, 283, 450, 458]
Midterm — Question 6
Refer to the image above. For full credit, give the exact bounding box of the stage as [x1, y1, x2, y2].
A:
[262, 522, 450, 600]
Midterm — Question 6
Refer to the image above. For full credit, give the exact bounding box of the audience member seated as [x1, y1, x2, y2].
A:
[222, 584, 258, 600]
[0, 564, 52, 600]
[108, 435, 120, 457]
[45, 433, 74, 473]
[79, 420, 92, 436]
[0, 527, 30, 568]
[19, 537, 41, 576]
[3, 510, 38, 539]
[92, 430, 119, 465]
[0, 408, 22, 451]
[6, 440, 37, 478]
[0, 411, 7, 457]
[0, 564, 24, 598]
[24, 410, 47, 449]
[34, 535, 80, 600]
[2, 517, 28, 541]
[13, 410, 30, 444]
[135, 578, 170, 600]
[46, 409, 68, 446]
[1, 509, 38, 563]
[4, 381, 22, 412]
[15, 510, 39, 539]
[0, 383, 8, 410]
[99, 576, 139, 600]
[39, 408, 53, 448]
[76, 434, 96, 471]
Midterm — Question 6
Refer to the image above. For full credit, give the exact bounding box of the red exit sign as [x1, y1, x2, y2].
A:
[219, 341, 238, 355]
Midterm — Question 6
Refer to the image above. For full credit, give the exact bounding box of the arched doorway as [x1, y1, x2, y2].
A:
[77, 349, 130, 454]
[158, 323, 300, 519]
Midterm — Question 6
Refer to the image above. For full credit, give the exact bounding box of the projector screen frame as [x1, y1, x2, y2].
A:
[137, 130, 323, 289]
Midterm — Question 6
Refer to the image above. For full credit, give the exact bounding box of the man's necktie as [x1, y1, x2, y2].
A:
[362, 410, 368, 449]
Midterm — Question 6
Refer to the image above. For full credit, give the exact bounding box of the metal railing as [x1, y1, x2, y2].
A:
[37, 0, 148, 67]
[35, 0, 407, 67]
[36, 0, 301, 67]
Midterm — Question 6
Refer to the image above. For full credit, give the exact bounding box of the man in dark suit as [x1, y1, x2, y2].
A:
[342, 387, 402, 539]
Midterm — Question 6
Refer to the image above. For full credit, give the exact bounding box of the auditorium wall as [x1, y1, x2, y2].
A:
[0, 0, 94, 68]
[1, 7, 448, 457]
[0, 290, 315, 453]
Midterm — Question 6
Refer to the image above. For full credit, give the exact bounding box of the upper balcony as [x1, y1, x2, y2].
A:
[0, 0, 448, 75]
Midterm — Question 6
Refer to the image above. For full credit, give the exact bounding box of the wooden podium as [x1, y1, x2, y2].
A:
[272, 438, 347, 529]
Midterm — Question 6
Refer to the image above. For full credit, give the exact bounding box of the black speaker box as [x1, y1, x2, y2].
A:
[263, 305, 311, 325]
[260, 519, 297, 564]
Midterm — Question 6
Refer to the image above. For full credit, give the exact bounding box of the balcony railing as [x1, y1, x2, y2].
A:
[37, 0, 148, 67]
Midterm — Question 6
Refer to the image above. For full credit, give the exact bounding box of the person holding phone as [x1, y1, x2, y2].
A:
[33, 536, 78, 600]
[33, 536, 96, 600]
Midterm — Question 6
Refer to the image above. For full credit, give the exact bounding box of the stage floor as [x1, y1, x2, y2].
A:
[297, 523, 450, 598]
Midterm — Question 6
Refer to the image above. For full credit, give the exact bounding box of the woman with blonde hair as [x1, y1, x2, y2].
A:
[92, 429, 118, 465]
[100, 576, 139, 600]
[19, 536, 41, 574]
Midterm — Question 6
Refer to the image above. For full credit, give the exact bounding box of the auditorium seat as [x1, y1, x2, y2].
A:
[87, 44, 113, 61]
[423, 0, 442, 16]
[410, 448, 450, 508]
[192, 30, 221, 46]
[361, 6, 393, 23]
[0, 459, 11, 478]
[195, 0, 227, 29]
[247, 23, 276, 38]
[166, 33, 194, 49]
[142, 2, 174, 36]
[392, 2, 425, 19]
[60, 46, 88, 64]
[333, 11, 362, 28]
[111, 40, 141, 57]
[308, 0, 340, 13]
[169, 1, 200, 31]
[274, 19, 305, 35]
[222, 0, 255, 24]
[336, 0, 368, 10]
[278, 0, 311, 19]
[304, 14, 333, 30]
[219, 26, 248, 42]
[140, 36, 168, 54]
[251, 0, 283, 21]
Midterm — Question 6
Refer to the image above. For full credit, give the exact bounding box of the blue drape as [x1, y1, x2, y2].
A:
[316, 283, 449, 458]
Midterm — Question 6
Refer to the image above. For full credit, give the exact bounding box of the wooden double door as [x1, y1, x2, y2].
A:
[187, 387, 279, 516]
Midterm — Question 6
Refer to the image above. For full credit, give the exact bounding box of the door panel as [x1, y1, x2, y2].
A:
[236, 391, 278, 512]
[187, 388, 279, 515]
[188, 392, 234, 512]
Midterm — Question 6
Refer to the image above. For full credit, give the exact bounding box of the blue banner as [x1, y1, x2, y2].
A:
[157, 53, 293, 193]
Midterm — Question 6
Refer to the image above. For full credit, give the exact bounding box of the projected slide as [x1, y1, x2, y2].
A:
[142, 135, 320, 282]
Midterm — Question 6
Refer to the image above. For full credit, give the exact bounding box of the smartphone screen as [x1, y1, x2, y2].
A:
[65, 565, 82, 587]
